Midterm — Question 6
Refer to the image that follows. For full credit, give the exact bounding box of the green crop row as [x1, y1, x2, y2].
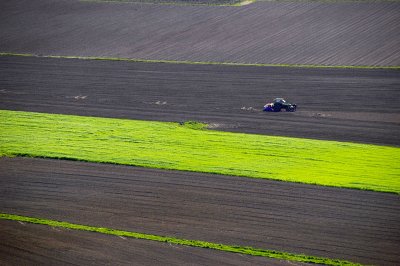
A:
[1, 110, 399, 193]
[1, 53, 399, 69]
[80, 0, 253, 7]
[0, 213, 362, 265]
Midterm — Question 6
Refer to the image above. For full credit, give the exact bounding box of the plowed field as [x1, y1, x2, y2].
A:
[1, 220, 298, 266]
[1, 55, 399, 146]
[1, 0, 399, 264]
[1, 157, 399, 265]
[1, 0, 399, 66]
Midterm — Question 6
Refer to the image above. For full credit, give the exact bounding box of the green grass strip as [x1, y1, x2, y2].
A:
[0, 52, 399, 70]
[0, 213, 362, 265]
[1, 110, 399, 194]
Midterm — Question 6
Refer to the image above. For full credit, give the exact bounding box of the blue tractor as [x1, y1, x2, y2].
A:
[263, 98, 297, 112]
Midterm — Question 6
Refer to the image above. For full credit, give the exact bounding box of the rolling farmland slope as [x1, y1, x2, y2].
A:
[0, 0, 399, 66]
[1, 55, 399, 146]
[1, 0, 400, 264]
[1, 157, 399, 265]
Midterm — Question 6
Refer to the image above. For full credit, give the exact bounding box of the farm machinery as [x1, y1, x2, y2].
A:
[263, 98, 297, 112]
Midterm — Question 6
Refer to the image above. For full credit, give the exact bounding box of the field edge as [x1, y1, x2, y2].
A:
[0, 213, 363, 266]
[1, 53, 399, 69]
[80, 0, 255, 7]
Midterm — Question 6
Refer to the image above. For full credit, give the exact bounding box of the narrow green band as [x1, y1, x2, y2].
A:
[80, 0, 255, 7]
[0, 213, 362, 265]
[0, 52, 398, 70]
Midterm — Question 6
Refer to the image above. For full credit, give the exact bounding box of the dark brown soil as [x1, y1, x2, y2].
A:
[0, 55, 399, 145]
[1, 0, 399, 66]
[0, 220, 304, 266]
[1, 157, 399, 265]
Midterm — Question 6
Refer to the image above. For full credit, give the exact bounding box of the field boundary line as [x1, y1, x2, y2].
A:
[80, 0, 255, 7]
[0, 213, 362, 266]
[82, 0, 400, 5]
[1, 52, 399, 70]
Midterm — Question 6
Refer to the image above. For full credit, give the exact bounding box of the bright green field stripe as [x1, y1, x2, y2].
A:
[0, 52, 399, 70]
[1, 110, 399, 193]
[0, 213, 362, 266]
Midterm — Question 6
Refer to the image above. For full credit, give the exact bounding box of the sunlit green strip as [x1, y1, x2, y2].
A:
[0, 213, 362, 266]
[0, 52, 398, 70]
[1, 110, 399, 193]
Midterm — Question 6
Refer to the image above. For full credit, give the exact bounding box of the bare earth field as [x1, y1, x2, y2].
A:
[1, 157, 399, 265]
[1, 0, 400, 66]
[0, 221, 300, 266]
[0, 55, 399, 146]
[1, 55, 399, 264]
